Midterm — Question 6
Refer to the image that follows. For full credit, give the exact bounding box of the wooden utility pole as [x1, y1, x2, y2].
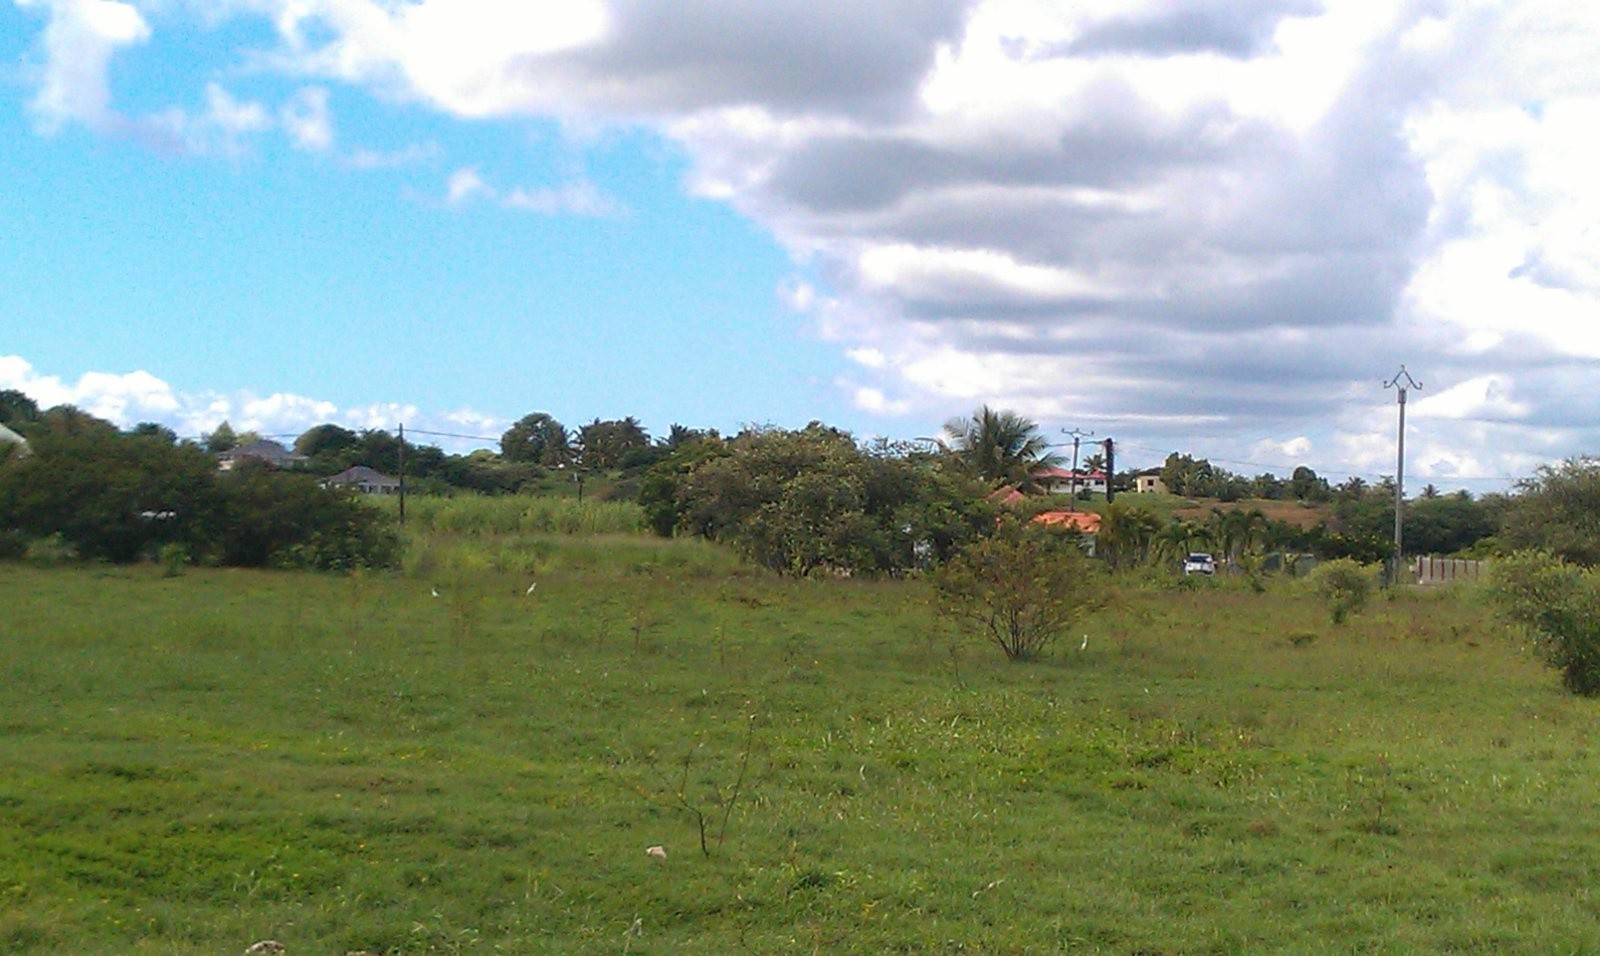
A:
[1061, 427, 1094, 508]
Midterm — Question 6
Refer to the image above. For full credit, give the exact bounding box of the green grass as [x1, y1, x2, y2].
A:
[3, 553, 1598, 953]
[386, 493, 646, 537]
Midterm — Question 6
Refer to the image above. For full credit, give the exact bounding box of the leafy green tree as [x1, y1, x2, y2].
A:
[1500, 458, 1600, 565]
[639, 437, 729, 537]
[129, 422, 177, 443]
[1290, 466, 1330, 502]
[1251, 472, 1286, 500]
[677, 424, 877, 574]
[0, 426, 217, 562]
[1404, 493, 1496, 555]
[656, 423, 990, 575]
[204, 420, 240, 453]
[501, 412, 572, 466]
[207, 461, 399, 570]
[294, 423, 359, 459]
[935, 524, 1101, 661]
[1489, 550, 1600, 695]
[941, 406, 1061, 490]
[1159, 453, 1231, 498]
[0, 389, 40, 426]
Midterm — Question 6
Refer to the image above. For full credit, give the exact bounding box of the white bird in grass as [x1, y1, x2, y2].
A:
[430, 587, 439, 598]
[1080, 634, 1089, 651]
[526, 582, 538, 596]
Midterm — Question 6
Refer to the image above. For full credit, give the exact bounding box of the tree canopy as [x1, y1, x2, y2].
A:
[941, 406, 1061, 490]
[500, 413, 573, 467]
[1500, 458, 1600, 565]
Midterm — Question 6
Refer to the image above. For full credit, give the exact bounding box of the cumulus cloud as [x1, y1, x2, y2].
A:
[0, 356, 501, 452]
[16, 0, 151, 132]
[280, 86, 335, 151]
[446, 166, 493, 204]
[16, 0, 1600, 486]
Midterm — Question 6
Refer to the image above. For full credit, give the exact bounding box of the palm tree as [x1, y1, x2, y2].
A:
[941, 405, 1062, 490]
[1152, 519, 1196, 567]
[1100, 503, 1161, 569]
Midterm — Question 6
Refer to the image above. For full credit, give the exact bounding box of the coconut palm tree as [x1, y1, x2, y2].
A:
[1153, 518, 1203, 567]
[940, 405, 1062, 490]
[1099, 502, 1161, 569]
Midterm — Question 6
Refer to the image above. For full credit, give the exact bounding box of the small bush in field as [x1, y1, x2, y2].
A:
[933, 527, 1100, 661]
[1311, 558, 1375, 625]
[1489, 550, 1600, 696]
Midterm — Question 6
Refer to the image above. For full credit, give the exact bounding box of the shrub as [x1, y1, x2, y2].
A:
[1488, 550, 1600, 696]
[0, 529, 27, 561]
[208, 462, 400, 570]
[934, 526, 1101, 661]
[1311, 558, 1375, 625]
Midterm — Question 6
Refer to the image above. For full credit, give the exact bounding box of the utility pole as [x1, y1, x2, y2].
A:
[397, 422, 406, 526]
[1383, 366, 1421, 576]
[1061, 427, 1094, 508]
[1102, 437, 1115, 503]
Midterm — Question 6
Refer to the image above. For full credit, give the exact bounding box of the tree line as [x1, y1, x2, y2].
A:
[0, 400, 395, 568]
[3, 390, 1589, 575]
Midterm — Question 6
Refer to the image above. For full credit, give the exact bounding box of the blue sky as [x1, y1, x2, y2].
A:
[0, 5, 845, 441]
[4, 1, 1600, 490]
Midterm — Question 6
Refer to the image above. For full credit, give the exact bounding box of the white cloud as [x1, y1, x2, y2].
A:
[15, 0, 1600, 488]
[0, 355, 498, 452]
[280, 86, 335, 151]
[1413, 375, 1531, 423]
[847, 383, 912, 416]
[503, 181, 622, 217]
[846, 347, 887, 369]
[17, 0, 151, 132]
[206, 82, 272, 135]
[445, 167, 623, 216]
[149, 83, 274, 156]
[1252, 436, 1313, 461]
[446, 166, 493, 205]
[344, 141, 440, 169]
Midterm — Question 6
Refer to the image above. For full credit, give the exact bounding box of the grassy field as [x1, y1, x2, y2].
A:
[3, 533, 1599, 953]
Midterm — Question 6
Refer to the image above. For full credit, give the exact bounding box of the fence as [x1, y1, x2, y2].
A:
[1413, 554, 1486, 585]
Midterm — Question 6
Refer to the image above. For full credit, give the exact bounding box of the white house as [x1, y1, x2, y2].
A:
[1034, 466, 1108, 497]
[1133, 471, 1168, 494]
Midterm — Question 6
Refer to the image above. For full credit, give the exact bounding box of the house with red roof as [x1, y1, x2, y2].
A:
[1034, 466, 1107, 497]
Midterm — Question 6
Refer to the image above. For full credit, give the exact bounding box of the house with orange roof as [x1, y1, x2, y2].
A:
[1031, 509, 1100, 555]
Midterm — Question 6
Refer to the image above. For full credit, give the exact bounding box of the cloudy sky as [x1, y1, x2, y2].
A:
[3, 0, 1596, 490]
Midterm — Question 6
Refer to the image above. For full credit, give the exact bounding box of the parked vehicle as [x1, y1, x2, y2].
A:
[1183, 552, 1217, 575]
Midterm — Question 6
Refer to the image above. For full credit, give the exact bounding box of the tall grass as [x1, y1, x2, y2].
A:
[386, 493, 645, 537]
